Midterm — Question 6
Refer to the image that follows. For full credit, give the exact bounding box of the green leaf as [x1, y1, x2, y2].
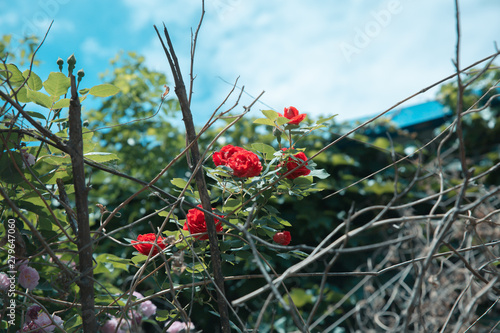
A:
[316, 114, 337, 125]
[253, 118, 276, 127]
[308, 169, 330, 179]
[171, 178, 189, 189]
[40, 155, 72, 165]
[99, 253, 130, 272]
[261, 109, 279, 121]
[52, 98, 70, 109]
[224, 199, 241, 214]
[0, 153, 24, 184]
[26, 89, 53, 108]
[26, 111, 46, 120]
[79, 88, 90, 95]
[0, 63, 25, 86]
[84, 152, 119, 163]
[285, 288, 313, 308]
[251, 143, 275, 155]
[276, 117, 291, 126]
[14, 87, 31, 103]
[89, 84, 120, 97]
[293, 177, 313, 187]
[131, 254, 148, 265]
[22, 69, 43, 91]
[372, 137, 390, 150]
[43, 72, 71, 97]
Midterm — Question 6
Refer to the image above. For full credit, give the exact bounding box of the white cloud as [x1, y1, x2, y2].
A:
[121, 0, 201, 32]
[80, 37, 116, 65]
[132, 0, 500, 124]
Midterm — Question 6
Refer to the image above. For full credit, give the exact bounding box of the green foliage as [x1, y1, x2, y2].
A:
[3, 32, 500, 332]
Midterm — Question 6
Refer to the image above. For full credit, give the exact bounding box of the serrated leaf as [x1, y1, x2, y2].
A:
[253, 118, 276, 127]
[26, 90, 53, 108]
[171, 178, 189, 189]
[0, 64, 25, 86]
[261, 109, 279, 121]
[224, 198, 241, 212]
[276, 117, 291, 126]
[22, 69, 43, 91]
[52, 98, 70, 109]
[84, 152, 119, 163]
[43, 72, 71, 97]
[89, 84, 120, 97]
[40, 155, 71, 165]
[251, 143, 276, 155]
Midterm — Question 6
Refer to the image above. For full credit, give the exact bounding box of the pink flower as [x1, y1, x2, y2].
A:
[273, 231, 291, 246]
[22, 312, 63, 332]
[166, 321, 195, 333]
[101, 316, 131, 333]
[0, 272, 10, 291]
[132, 291, 157, 318]
[19, 266, 39, 290]
[278, 106, 306, 125]
[139, 300, 157, 318]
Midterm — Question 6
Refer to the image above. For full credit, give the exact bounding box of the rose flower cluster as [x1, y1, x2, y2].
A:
[130, 107, 309, 251]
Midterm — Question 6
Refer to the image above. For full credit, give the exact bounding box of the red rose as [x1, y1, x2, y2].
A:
[278, 106, 306, 125]
[183, 205, 224, 240]
[273, 231, 291, 245]
[213, 145, 262, 178]
[278, 149, 311, 179]
[213, 145, 245, 166]
[131, 233, 167, 255]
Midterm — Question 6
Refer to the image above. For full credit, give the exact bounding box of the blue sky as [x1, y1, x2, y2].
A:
[2, 0, 499, 124]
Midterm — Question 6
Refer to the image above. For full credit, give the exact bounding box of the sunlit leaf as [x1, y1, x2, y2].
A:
[52, 98, 70, 109]
[43, 72, 71, 97]
[84, 152, 119, 163]
[261, 109, 279, 121]
[22, 69, 43, 91]
[26, 89, 53, 108]
[0, 63, 25, 86]
[276, 117, 291, 126]
[251, 143, 275, 155]
[253, 118, 275, 127]
[89, 84, 120, 97]
[171, 178, 190, 189]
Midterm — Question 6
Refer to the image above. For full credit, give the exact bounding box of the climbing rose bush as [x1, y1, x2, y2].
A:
[279, 106, 306, 125]
[273, 231, 292, 246]
[213, 144, 262, 178]
[131, 233, 167, 255]
[183, 204, 224, 240]
[279, 149, 311, 179]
